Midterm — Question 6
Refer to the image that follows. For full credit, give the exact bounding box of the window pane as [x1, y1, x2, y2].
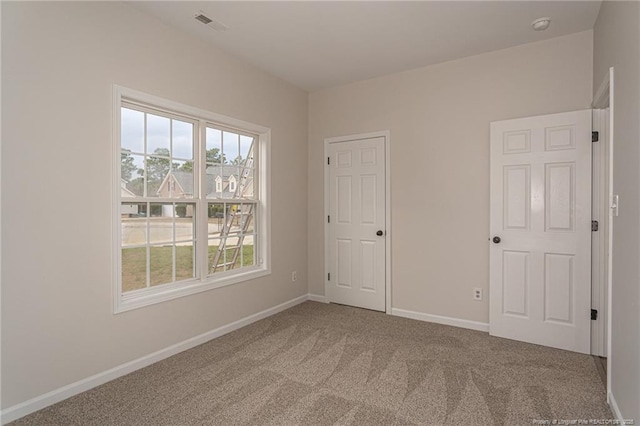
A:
[147, 114, 170, 154]
[225, 245, 240, 270]
[208, 238, 221, 274]
[227, 167, 239, 196]
[170, 160, 194, 198]
[206, 164, 225, 198]
[175, 203, 195, 241]
[242, 238, 255, 267]
[238, 167, 254, 198]
[121, 153, 144, 197]
[241, 205, 255, 233]
[145, 203, 160, 218]
[226, 235, 240, 251]
[206, 128, 222, 164]
[240, 135, 254, 162]
[226, 203, 242, 235]
[172, 119, 193, 160]
[121, 203, 147, 246]
[149, 203, 173, 245]
[146, 155, 171, 197]
[121, 108, 144, 153]
[218, 166, 231, 199]
[175, 243, 194, 281]
[223, 131, 239, 166]
[207, 203, 224, 237]
[206, 165, 215, 198]
[150, 245, 173, 286]
[208, 234, 244, 273]
[122, 247, 147, 292]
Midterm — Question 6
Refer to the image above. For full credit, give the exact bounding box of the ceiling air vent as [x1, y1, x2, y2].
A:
[194, 13, 213, 25]
[194, 11, 229, 32]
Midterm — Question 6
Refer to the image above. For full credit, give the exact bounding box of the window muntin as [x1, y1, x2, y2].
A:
[116, 93, 267, 312]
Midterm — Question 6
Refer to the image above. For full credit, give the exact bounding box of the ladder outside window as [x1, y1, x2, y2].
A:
[209, 145, 256, 273]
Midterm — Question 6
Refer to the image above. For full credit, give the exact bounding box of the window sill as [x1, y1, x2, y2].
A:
[114, 266, 271, 314]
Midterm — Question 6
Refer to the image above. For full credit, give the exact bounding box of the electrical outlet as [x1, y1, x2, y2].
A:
[473, 288, 483, 301]
[291, 271, 297, 282]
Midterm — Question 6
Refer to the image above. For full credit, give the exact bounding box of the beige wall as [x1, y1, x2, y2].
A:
[593, 1, 640, 420]
[1, 2, 307, 408]
[308, 31, 593, 323]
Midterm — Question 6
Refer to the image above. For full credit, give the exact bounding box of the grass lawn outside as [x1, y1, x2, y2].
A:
[122, 245, 254, 292]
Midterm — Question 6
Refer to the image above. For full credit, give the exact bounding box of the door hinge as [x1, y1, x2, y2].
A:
[328, 215, 330, 223]
[592, 220, 599, 232]
[328, 273, 330, 281]
[327, 157, 330, 165]
[591, 309, 598, 320]
[592, 131, 599, 142]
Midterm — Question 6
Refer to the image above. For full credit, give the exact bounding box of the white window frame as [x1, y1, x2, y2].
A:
[112, 85, 271, 313]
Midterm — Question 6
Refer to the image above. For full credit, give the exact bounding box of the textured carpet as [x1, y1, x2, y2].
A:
[11, 301, 612, 425]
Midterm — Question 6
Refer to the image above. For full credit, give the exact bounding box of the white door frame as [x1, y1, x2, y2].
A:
[324, 131, 392, 313]
[592, 67, 614, 397]
[591, 108, 608, 357]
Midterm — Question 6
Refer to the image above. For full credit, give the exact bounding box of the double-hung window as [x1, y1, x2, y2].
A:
[114, 86, 270, 312]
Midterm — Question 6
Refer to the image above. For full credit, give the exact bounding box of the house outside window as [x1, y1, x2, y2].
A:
[114, 86, 270, 313]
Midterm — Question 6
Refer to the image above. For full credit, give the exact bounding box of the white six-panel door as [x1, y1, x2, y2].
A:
[328, 137, 386, 312]
[490, 110, 592, 354]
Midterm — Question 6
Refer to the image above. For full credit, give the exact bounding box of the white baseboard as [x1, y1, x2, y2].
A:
[391, 308, 490, 333]
[307, 293, 327, 303]
[607, 391, 625, 423]
[0, 294, 310, 425]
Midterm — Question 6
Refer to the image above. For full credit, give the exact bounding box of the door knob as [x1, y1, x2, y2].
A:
[376, 230, 384, 236]
[492, 236, 501, 244]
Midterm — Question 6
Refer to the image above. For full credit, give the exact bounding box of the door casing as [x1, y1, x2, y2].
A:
[591, 108, 609, 357]
[592, 67, 614, 398]
[324, 131, 392, 313]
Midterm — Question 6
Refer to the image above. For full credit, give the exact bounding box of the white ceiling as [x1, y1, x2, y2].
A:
[130, 1, 601, 92]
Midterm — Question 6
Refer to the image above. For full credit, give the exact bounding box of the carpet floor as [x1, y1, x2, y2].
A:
[11, 301, 612, 425]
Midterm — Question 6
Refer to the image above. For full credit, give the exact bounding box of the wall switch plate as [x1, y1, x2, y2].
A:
[291, 271, 297, 282]
[473, 288, 483, 301]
